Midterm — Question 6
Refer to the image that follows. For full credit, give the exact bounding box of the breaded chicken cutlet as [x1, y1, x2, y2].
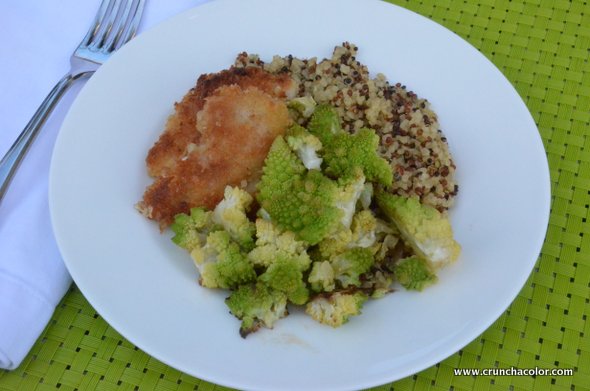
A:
[137, 67, 296, 228]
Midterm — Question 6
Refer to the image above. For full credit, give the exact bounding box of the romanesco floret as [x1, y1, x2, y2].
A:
[286, 124, 323, 170]
[335, 172, 366, 229]
[317, 211, 378, 260]
[225, 283, 288, 338]
[308, 261, 336, 292]
[331, 247, 374, 288]
[307, 104, 341, 142]
[257, 135, 306, 198]
[170, 207, 216, 251]
[394, 256, 437, 291]
[317, 228, 354, 260]
[259, 255, 310, 305]
[359, 182, 374, 210]
[257, 136, 342, 245]
[350, 210, 378, 249]
[376, 190, 461, 268]
[212, 186, 255, 250]
[307, 105, 393, 186]
[191, 231, 256, 289]
[305, 292, 367, 327]
[367, 215, 399, 261]
[288, 96, 317, 118]
[324, 127, 393, 186]
[248, 219, 311, 270]
[310, 247, 375, 291]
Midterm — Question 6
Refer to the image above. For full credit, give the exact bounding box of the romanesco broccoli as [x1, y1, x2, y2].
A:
[285, 124, 323, 170]
[288, 96, 317, 118]
[317, 211, 379, 260]
[331, 247, 374, 288]
[191, 231, 256, 289]
[394, 256, 437, 291]
[335, 172, 366, 229]
[170, 207, 216, 251]
[308, 260, 336, 292]
[259, 255, 310, 305]
[257, 136, 342, 245]
[305, 292, 367, 327]
[307, 104, 341, 142]
[307, 105, 393, 186]
[225, 283, 288, 338]
[167, 102, 459, 336]
[248, 219, 311, 270]
[212, 186, 256, 250]
[376, 190, 461, 268]
[309, 247, 374, 291]
[317, 228, 354, 260]
[325, 127, 393, 187]
[350, 210, 378, 249]
[359, 182, 374, 210]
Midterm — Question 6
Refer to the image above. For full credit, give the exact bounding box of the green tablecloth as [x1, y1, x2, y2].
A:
[2, 0, 589, 390]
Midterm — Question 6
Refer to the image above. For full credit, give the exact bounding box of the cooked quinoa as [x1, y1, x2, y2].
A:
[234, 42, 458, 211]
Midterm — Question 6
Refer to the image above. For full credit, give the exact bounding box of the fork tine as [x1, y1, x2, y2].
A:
[88, 0, 122, 51]
[79, 0, 115, 47]
[102, 0, 134, 52]
[115, 0, 146, 50]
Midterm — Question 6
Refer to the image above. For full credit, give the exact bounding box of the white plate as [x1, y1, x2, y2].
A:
[49, 0, 551, 390]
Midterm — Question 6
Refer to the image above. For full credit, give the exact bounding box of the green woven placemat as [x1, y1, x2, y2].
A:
[2, 0, 589, 390]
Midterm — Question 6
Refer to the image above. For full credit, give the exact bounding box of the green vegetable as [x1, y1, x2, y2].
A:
[317, 210, 378, 260]
[257, 136, 343, 245]
[394, 256, 437, 291]
[167, 104, 460, 337]
[226, 283, 288, 338]
[248, 219, 311, 270]
[305, 292, 367, 327]
[308, 261, 336, 292]
[375, 190, 461, 269]
[335, 172, 366, 229]
[307, 104, 341, 141]
[325, 128, 393, 186]
[331, 247, 374, 288]
[307, 105, 393, 186]
[259, 255, 310, 305]
[170, 207, 216, 251]
[308, 247, 374, 292]
[212, 186, 256, 250]
[191, 231, 256, 289]
[358, 182, 374, 210]
[288, 96, 317, 118]
[286, 124, 323, 170]
[350, 210, 378, 248]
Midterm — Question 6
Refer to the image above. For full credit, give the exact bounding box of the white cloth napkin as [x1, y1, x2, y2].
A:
[0, 0, 209, 370]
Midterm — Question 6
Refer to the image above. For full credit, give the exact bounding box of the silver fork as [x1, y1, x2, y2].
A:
[0, 0, 145, 204]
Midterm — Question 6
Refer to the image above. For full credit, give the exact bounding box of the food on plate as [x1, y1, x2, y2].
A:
[236, 42, 457, 211]
[137, 43, 461, 336]
[375, 190, 461, 268]
[164, 104, 460, 336]
[137, 68, 297, 228]
[145, 67, 297, 178]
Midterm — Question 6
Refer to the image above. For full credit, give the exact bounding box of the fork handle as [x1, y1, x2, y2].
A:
[0, 71, 93, 205]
